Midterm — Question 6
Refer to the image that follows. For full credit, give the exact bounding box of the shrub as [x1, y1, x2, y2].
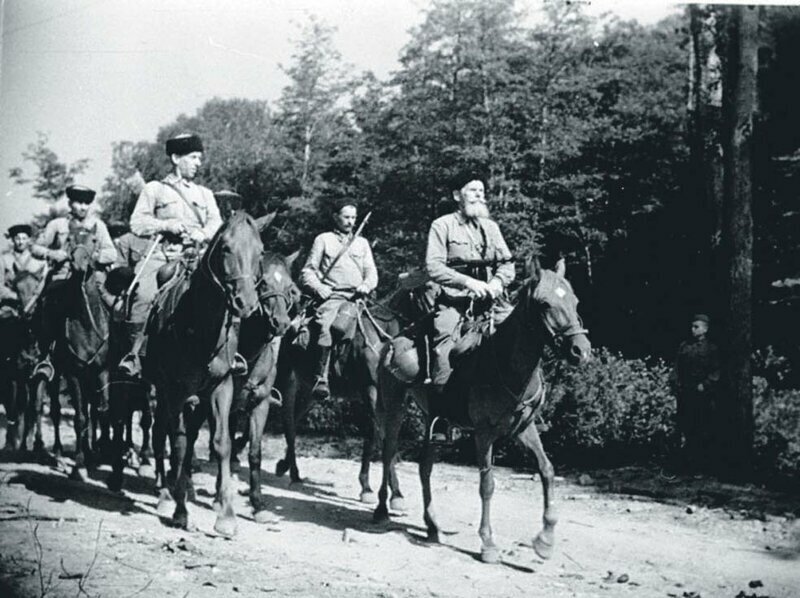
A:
[537, 347, 677, 466]
[752, 377, 800, 486]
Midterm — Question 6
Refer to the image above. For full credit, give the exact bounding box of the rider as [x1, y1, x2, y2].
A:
[0, 224, 47, 316]
[300, 200, 378, 399]
[425, 169, 515, 391]
[117, 133, 249, 378]
[29, 185, 118, 381]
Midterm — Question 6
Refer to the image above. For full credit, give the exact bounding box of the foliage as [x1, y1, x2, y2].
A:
[8, 131, 90, 203]
[537, 348, 677, 465]
[752, 378, 800, 486]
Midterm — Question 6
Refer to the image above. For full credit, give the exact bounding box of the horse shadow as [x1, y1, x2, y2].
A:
[6, 468, 150, 517]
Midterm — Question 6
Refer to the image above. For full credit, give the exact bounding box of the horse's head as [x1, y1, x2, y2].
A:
[256, 250, 301, 337]
[522, 257, 591, 364]
[204, 212, 269, 318]
[66, 222, 99, 274]
[12, 269, 43, 312]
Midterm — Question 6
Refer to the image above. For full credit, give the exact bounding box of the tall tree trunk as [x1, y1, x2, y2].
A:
[719, 4, 758, 476]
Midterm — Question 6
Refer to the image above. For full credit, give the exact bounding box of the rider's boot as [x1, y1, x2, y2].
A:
[311, 346, 332, 400]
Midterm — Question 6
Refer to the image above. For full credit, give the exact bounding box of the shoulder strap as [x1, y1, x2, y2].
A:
[161, 179, 206, 226]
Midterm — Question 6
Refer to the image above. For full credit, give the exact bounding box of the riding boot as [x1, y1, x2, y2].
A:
[311, 346, 332, 400]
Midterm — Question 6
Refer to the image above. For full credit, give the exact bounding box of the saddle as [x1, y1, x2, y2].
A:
[145, 261, 192, 336]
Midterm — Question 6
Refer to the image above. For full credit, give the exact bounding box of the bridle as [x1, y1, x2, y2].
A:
[200, 223, 261, 308]
[523, 273, 589, 347]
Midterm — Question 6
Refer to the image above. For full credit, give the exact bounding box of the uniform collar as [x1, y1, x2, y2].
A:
[164, 172, 191, 187]
[332, 229, 352, 241]
[454, 210, 481, 226]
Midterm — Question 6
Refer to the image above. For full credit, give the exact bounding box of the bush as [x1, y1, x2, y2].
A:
[538, 347, 677, 466]
[753, 376, 800, 486]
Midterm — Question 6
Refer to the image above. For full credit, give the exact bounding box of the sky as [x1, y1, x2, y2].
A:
[0, 0, 681, 238]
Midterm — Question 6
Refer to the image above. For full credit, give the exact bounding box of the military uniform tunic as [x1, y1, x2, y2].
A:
[126, 174, 222, 325]
[301, 230, 378, 347]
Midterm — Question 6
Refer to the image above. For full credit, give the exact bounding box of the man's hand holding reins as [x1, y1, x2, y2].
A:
[465, 277, 492, 300]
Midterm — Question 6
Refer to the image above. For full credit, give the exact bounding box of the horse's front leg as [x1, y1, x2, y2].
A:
[106, 375, 128, 493]
[248, 398, 275, 523]
[276, 371, 303, 482]
[94, 369, 112, 462]
[358, 383, 378, 504]
[475, 431, 499, 563]
[65, 373, 90, 481]
[169, 405, 192, 530]
[211, 375, 237, 537]
[153, 390, 174, 516]
[516, 420, 558, 559]
[45, 376, 62, 456]
[373, 382, 405, 523]
[420, 421, 441, 542]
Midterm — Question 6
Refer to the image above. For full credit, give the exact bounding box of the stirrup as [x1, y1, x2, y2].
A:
[230, 353, 248, 377]
[311, 376, 330, 399]
[117, 353, 141, 378]
[428, 416, 461, 445]
[32, 358, 55, 383]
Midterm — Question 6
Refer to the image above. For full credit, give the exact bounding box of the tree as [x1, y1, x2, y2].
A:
[718, 4, 759, 475]
[9, 131, 90, 203]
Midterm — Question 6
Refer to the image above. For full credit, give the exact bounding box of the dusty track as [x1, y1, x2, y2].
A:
[1, 416, 798, 598]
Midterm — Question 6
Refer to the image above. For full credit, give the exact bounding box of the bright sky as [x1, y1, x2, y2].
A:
[0, 0, 680, 238]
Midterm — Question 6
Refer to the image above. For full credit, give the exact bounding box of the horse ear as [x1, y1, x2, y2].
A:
[555, 257, 566, 277]
[255, 212, 277, 232]
[525, 255, 542, 281]
[285, 249, 302, 271]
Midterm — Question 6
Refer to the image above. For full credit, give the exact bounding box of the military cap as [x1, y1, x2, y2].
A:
[66, 185, 96, 204]
[165, 133, 204, 156]
[450, 167, 488, 192]
[691, 313, 710, 324]
[7, 223, 33, 238]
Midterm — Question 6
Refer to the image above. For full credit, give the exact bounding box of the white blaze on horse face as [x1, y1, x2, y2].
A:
[555, 287, 566, 298]
[273, 271, 282, 283]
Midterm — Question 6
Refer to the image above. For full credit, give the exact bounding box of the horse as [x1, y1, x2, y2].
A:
[0, 269, 44, 452]
[32, 225, 113, 480]
[373, 257, 592, 563]
[224, 250, 298, 521]
[143, 211, 267, 536]
[274, 288, 403, 504]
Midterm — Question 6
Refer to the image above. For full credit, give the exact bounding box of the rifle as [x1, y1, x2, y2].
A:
[446, 257, 515, 268]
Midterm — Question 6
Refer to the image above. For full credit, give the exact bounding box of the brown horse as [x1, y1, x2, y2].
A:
[33, 225, 113, 481]
[144, 211, 266, 536]
[226, 250, 299, 521]
[373, 257, 591, 563]
[0, 270, 44, 452]
[274, 292, 403, 504]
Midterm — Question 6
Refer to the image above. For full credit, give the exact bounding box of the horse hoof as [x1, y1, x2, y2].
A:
[126, 450, 141, 470]
[533, 533, 555, 560]
[214, 516, 237, 538]
[389, 497, 407, 513]
[254, 509, 280, 525]
[275, 459, 289, 477]
[172, 512, 190, 531]
[372, 506, 389, 524]
[480, 546, 501, 564]
[33, 439, 45, 452]
[106, 473, 123, 493]
[360, 491, 377, 505]
[137, 463, 154, 478]
[157, 490, 175, 518]
[69, 467, 89, 483]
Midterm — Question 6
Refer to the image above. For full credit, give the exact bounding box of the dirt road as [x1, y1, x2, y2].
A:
[1, 419, 798, 598]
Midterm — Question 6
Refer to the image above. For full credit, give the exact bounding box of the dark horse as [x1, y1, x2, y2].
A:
[33, 225, 113, 481]
[143, 212, 266, 536]
[226, 250, 298, 521]
[0, 269, 44, 452]
[374, 258, 592, 563]
[274, 291, 402, 504]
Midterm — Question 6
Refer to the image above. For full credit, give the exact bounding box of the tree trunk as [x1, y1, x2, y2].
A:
[718, 4, 758, 477]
